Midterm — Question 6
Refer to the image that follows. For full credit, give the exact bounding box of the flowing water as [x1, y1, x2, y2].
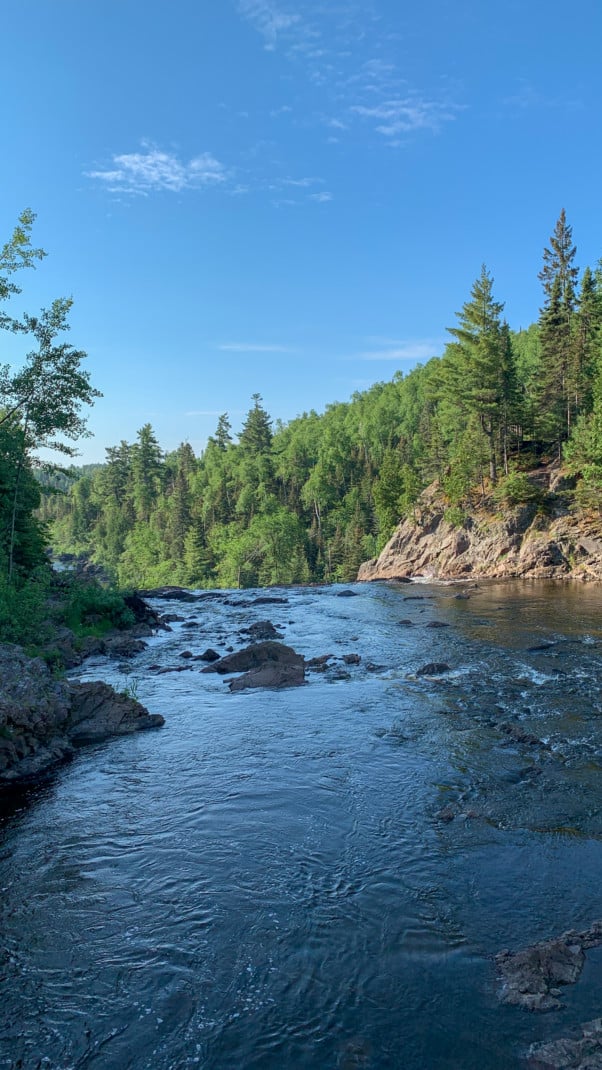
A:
[2, 579, 602, 1069]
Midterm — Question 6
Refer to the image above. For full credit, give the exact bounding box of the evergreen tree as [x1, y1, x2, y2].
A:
[537, 211, 579, 449]
[131, 424, 164, 523]
[446, 266, 512, 483]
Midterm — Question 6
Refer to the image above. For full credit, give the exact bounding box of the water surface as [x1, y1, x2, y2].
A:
[1, 580, 602, 1068]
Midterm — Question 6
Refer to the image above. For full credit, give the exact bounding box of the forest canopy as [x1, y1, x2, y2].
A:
[40, 209, 602, 588]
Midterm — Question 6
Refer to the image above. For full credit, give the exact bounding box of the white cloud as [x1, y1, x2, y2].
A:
[237, 2, 465, 147]
[309, 191, 333, 202]
[87, 145, 228, 195]
[218, 342, 297, 352]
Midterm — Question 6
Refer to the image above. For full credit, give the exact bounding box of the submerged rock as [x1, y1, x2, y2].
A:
[242, 620, 283, 641]
[416, 662, 451, 677]
[496, 921, 602, 1011]
[526, 1018, 602, 1068]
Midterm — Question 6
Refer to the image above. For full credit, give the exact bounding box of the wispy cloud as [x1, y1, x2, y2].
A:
[309, 191, 333, 202]
[358, 339, 443, 362]
[87, 145, 228, 195]
[218, 342, 297, 352]
[237, 2, 465, 146]
[238, 0, 305, 50]
[352, 98, 461, 138]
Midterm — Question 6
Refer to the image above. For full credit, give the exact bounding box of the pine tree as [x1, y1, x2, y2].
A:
[446, 266, 512, 483]
[537, 210, 579, 449]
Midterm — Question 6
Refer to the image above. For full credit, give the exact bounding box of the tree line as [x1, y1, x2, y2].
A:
[3, 209, 602, 594]
[41, 209, 602, 588]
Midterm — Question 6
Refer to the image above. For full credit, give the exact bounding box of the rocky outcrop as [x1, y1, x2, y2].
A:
[496, 921, 602, 1011]
[202, 640, 306, 690]
[67, 681, 164, 744]
[0, 643, 164, 786]
[358, 478, 602, 583]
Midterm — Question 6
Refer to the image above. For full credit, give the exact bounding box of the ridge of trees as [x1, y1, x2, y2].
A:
[42, 209, 602, 588]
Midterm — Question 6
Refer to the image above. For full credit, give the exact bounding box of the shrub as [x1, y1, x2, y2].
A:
[0, 567, 52, 646]
[492, 472, 542, 507]
[63, 579, 135, 635]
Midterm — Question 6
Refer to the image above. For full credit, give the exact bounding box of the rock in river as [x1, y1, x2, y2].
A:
[203, 640, 306, 690]
[495, 921, 602, 1011]
[67, 682, 165, 744]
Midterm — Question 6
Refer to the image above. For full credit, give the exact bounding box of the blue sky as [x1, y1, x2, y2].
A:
[3, 0, 602, 462]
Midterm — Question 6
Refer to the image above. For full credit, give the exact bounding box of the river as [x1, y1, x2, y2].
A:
[1, 579, 602, 1069]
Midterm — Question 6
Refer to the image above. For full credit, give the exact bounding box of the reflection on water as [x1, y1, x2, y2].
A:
[1, 579, 602, 1069]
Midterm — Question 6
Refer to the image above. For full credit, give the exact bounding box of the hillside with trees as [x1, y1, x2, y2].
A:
[39, 210, 602, 588]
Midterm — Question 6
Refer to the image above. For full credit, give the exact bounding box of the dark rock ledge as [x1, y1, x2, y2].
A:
[496, 920, 602, 1011]
[0, 643, 164, 787]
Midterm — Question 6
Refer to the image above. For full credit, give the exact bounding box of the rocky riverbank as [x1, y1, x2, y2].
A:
[358, 473, 602, 583]
[0, 643, 164, 786]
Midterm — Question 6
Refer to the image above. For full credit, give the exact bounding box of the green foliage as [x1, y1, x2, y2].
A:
[0, 567, 51, 645]
[120, 676, 140, 701]
[491, 472, 543, 506]
[63, 579, 135, 636]
[443, 506, 467, 528]
[41, 210, 602, 590]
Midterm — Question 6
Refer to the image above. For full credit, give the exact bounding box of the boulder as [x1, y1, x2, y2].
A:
[229, 661, 305, 691]
[202, 641, 304, 676]
[0, 643, 164, 785]
[416, 662, 451, 677]
[242, 620, 282, 641]
[496, 922, 602, 1011]
[195, 648, 221, 662]
[123, 593, 162, 628]
[104, 636, 147, 659]
[67, 682, 165, 744]
[139, 586, 199, 602]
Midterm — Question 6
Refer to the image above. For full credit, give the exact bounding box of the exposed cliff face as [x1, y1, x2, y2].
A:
[358, 479, 602, 583]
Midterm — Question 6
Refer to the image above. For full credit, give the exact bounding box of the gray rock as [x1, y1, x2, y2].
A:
[104, 636, 147, 659]
[496, 922, 602, 1011]
[229, 661, 305, 691]
[203, 641, 304, 676]
[242, 620, 283, 641]
[0, 643, 164, 785]
[67, 682, 165, 744]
